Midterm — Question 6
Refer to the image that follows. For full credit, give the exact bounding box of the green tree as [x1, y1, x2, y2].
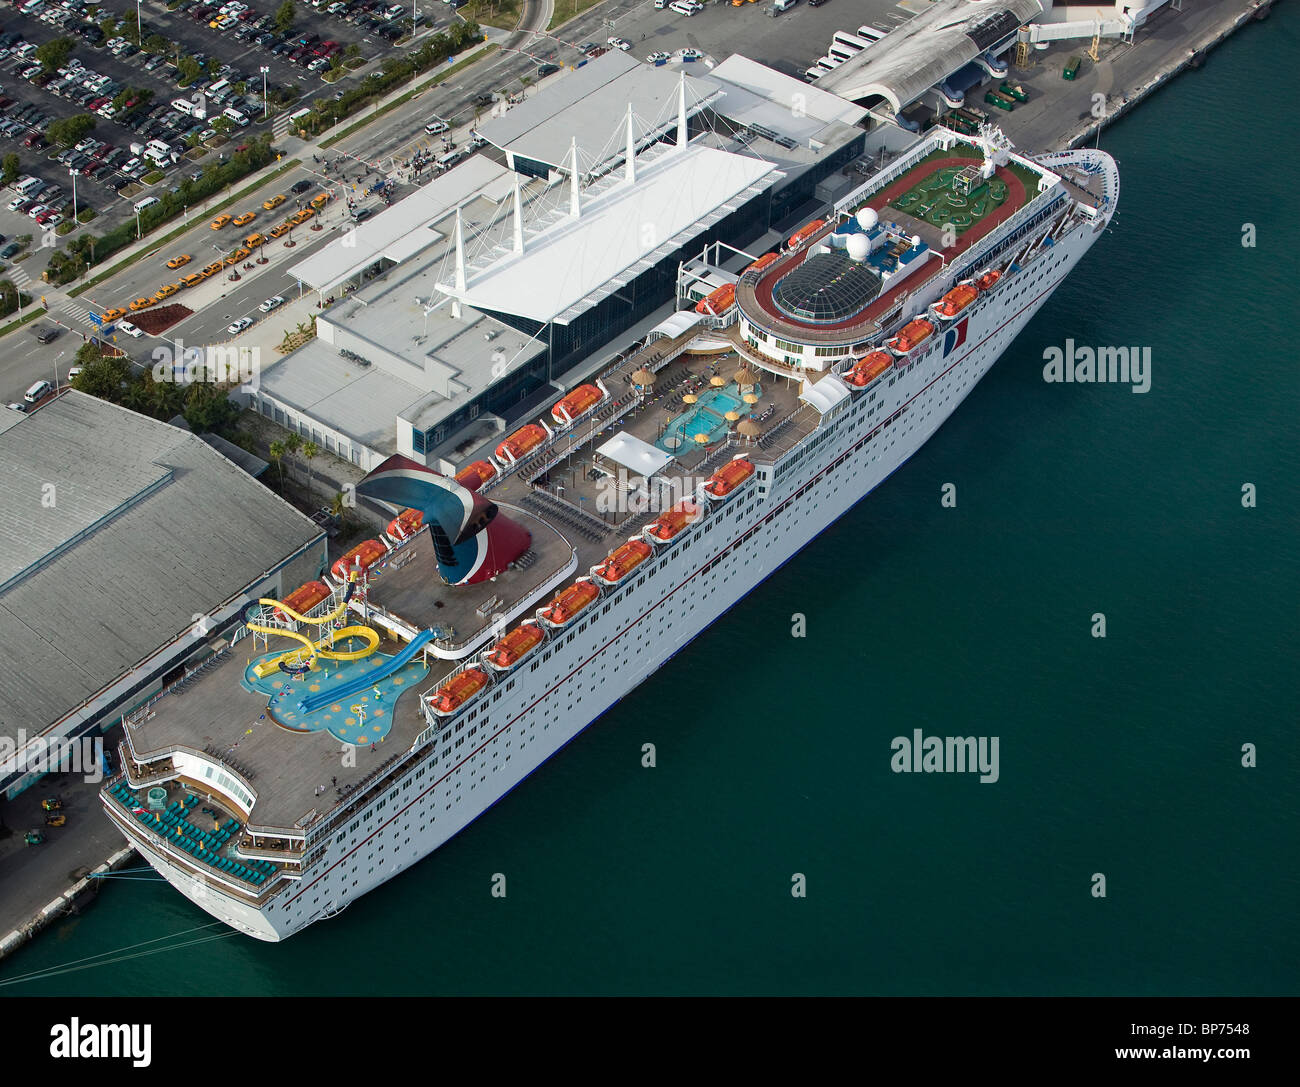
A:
[144, 32, 171, 56]
[124, 369, 186, 420]
[177, 56, 202, 86]
[72, 351, 132, 403]
[301, 439, 319, 497]
[345, 42, 360, 61]
[47, 114, 97, 149]
[275, 0, 296, 33]
[1, 153, 19, 185]
[0, 279, 25, 317]
[183, 380, 241, 434]
[99, 17, 119, 40]
[283, 431, 303, 484]
[35, 37, 75, 74]
[211, 116, 234, 135]
[268, 440, 287, 488]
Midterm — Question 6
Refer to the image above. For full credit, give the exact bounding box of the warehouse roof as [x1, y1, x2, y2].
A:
[818, 0, 1044, 113]
[0, 393, 323, 734]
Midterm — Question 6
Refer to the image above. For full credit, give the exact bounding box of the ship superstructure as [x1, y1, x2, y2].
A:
[102, 129, 1118, 940]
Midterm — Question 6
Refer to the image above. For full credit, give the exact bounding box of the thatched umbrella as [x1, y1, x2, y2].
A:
[733, 368, 758, 387]
[737, 419, 761, 441]
[709, 375, 725, 388]
[632, 368, 654, 386]
[742, 392, 759, 405]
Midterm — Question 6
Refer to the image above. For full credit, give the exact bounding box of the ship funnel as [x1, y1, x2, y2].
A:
[357, 456, 530, 586]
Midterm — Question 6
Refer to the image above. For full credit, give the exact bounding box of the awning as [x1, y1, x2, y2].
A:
[596, 431, 673, 478]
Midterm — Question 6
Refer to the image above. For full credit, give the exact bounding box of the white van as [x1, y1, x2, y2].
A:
[773, 0, 796, 10]
[24, 380, 52, 404]
[171, 98, 201, 118]
[134, 195, 161, 214]
[436, 149, 465, 171]
[207, 79, 232, 101]
[16, 176, 43, 195]
[223, 107, 250, 128]
[669, 1, 697, 14]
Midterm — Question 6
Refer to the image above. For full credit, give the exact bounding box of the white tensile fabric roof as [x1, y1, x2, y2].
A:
[800, 374, 852, 414]
[438, 143, 779, 324]
[596, 432, 673, 478]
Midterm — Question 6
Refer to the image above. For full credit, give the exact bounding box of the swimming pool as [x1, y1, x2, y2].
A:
[658, 384, 756, 453]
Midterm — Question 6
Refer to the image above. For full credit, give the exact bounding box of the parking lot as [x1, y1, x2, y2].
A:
[0, 0, 468, 248]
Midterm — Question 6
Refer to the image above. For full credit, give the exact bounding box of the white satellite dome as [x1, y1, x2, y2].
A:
[910, 234, 922, 247]
[855, 207, 879, 231]
[846, 233, 871, 261]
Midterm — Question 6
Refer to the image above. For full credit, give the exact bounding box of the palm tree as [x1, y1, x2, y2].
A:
[268, 440, 286, 489]
[302, 439, 319, 498]
[283, 432, 303, 485]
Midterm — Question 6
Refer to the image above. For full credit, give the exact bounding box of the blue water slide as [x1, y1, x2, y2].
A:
[295, 629, 439, 714]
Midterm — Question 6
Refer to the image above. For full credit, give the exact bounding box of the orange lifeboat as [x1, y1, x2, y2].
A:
[454, 459, 497, 491]
[592, 539, 652, 584]
[695, 282, 736, 316]
[645, 501, 701, 543]
[551, 384, 604, 426]
[888, 317, 935, 355]
[277, 580, 331, 621]
[484, 622, 544, 670]
[976, 269, 1002, 291]
[787, 219, 826, 249]
[386, 508, 424, 542]
[428, 668, 489, 715]
[539, 580, 600, 626]
[496, 423, 549, 463]
[330, 538, 388, 584]
[704, 458, 756, 500]
[845, 350, 893, 388]
[934, 283, 979, 319]
[743, 251, 779, 277]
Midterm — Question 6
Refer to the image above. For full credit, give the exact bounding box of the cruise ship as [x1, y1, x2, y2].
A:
[101, 128, 1118, 940]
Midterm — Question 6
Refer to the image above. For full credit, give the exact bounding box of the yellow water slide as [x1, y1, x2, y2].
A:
[245, 588, 380, 677]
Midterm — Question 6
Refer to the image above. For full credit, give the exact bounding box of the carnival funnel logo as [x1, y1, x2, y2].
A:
[942, 317, 969, 358]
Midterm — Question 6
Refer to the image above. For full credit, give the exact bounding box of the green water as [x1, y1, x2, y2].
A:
[4, 15, 1298, 995]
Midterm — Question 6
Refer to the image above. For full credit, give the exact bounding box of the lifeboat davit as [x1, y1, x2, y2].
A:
[933, 282, 979, 320]
[276, 580, 331, 621]
[644, 501, 701, 544]
[539, 579, 600, 627]
[742, 251, 779, 277]
[703, 457, 756, 500]
[592, 539, 653, 585]
[386, 508, 424, 543]
[330, 538, 389, 585]
[454, 459, 497, 491]
[695, 282, 736, 317]
[845, 350, 893, 388]
[887, 317, 935, 356]
[428, 668, 489, 716]
[495, 423, 549, 464]
[551, 384, 605, 426]
[976, 269, 1002, 291]
[483, 622, 544, 671]
[787, 219, 826, 249]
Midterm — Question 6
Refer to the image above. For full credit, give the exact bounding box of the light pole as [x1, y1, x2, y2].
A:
[134, 206, 142, 240]
[136, 0, 142, 47]
[69, 168, 78, 226]
[260, 67, 269, 119]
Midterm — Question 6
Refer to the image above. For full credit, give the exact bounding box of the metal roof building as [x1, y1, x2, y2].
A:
[818, 0, 1045, 113]
[0, 393, 326, 797]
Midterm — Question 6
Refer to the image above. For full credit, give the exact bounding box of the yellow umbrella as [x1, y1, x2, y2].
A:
[710, 375, 725, 387]
[724, 411, 740, 422]
[742, 392, 759, 404]
[693, 433, 709, 444]
[683, 393, 698, 404]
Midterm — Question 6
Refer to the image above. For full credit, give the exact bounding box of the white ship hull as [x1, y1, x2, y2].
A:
[126, 153, 1116, 942]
